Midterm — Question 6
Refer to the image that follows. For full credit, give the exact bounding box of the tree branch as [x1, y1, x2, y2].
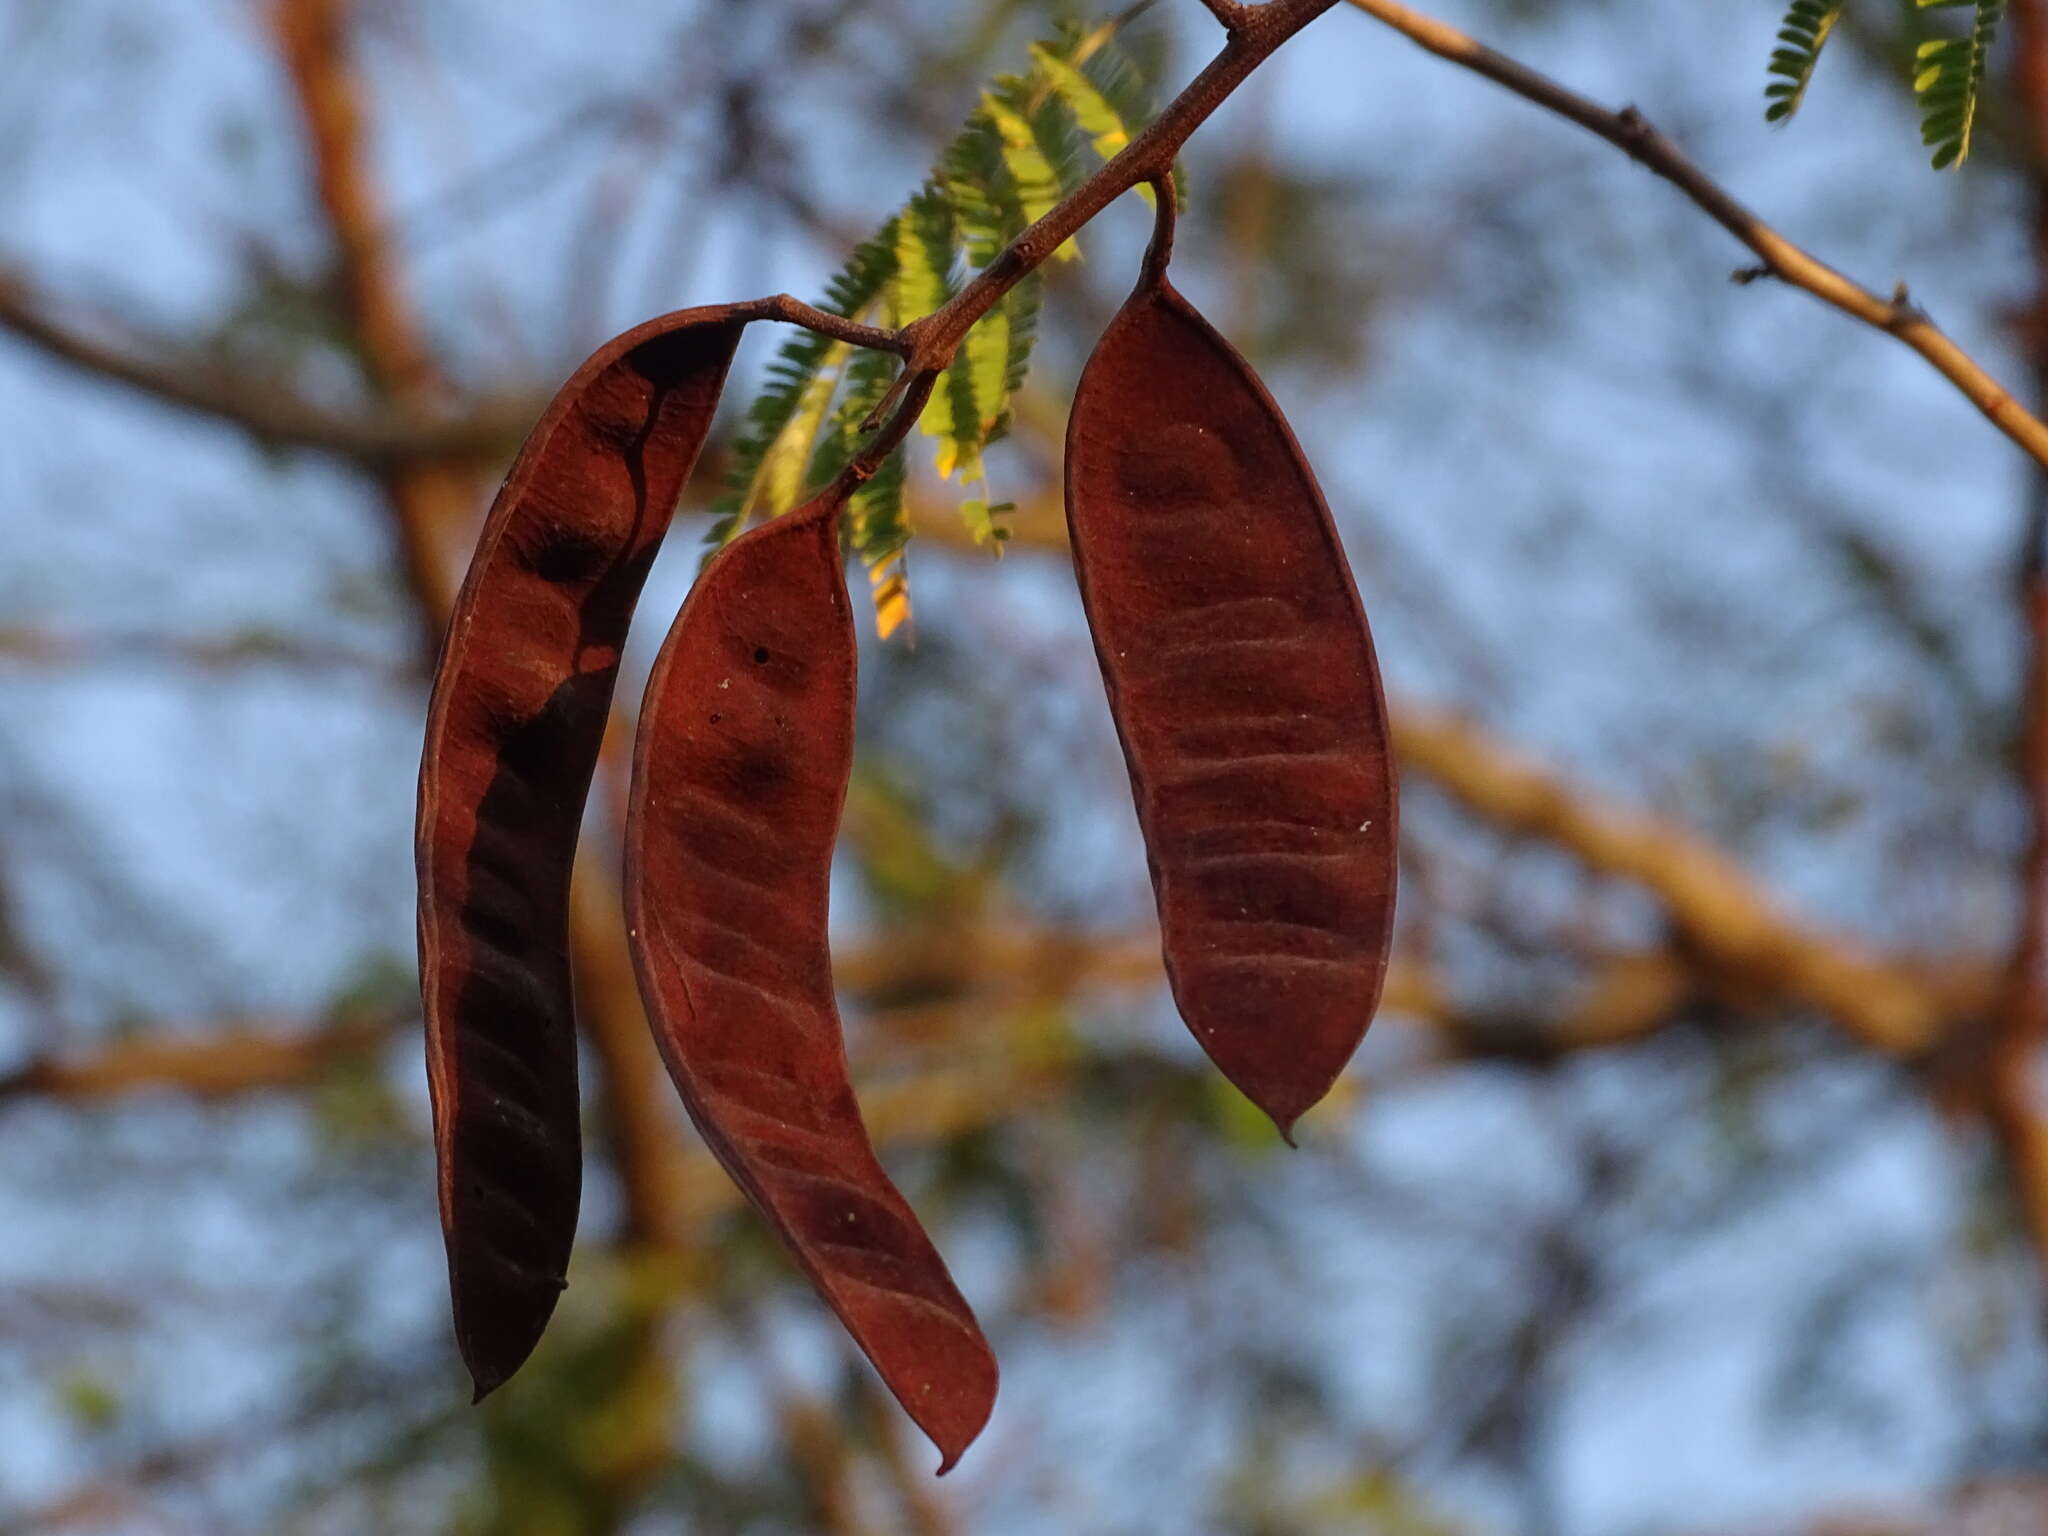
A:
[0, 269, 535, 464]
[1394, 705, 1957, 1054]
[1983, 0, 2048, 1298]
[0, 1012, 400, 1103]
[907, 493, 1984, 1052]
[0, 269, 919, 472]
[1341, 0, 2048, 471]
[268, 0, 694, 1279]
[0, 928, 1711, 1110]
[843, 0, 1342, 476]
[1991, 573, 2048, 1265]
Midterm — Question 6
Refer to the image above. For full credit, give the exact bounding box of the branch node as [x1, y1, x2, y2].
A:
[1888, 280, 1928, 327]
[1612, 104, 1657, 160]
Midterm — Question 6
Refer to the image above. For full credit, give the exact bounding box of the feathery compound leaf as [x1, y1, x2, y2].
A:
[980, 88, 1072, 241]
[892, 192, 959, 324]
[857, 450, 912, 637]
[724, 341, 850, 544]
[1031, 42, 1130, 160]
[1028, 34, 1183, 207]
[805, 341, 915, 635]
[1915, 0, 2003, 168]
[709, 12, 1174, 608]
[1763, 0, 1848, 122]
[707, 231, 895, 550]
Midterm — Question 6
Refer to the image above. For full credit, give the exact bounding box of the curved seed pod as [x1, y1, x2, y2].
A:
[417, 306, 747, 1399]
[1064, 265, 1398, 1142]
[624, 484, 998, 1472]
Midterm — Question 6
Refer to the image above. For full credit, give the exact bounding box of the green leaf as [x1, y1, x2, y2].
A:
[728, 340, 851, 541]
[1912, 0, 2003, 168]
[706, 227, 895, 550]
[855, 446, 912, 637]
[961, 497, 1016, 547]
[981, 89, 1068, 240]
[801, 343, 914, 635]
[1761, 0, 1848, 123]
[1030, 42, 1130, 161]
[964, 306, 1010, 444]
[890, 194, 957, 325]
[707, 10, 1176, 622]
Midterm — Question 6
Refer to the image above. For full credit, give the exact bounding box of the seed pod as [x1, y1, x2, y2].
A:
[624, 484, 998, 1473]
[1065, 267, 1397, 1141]
[417, 306, 746, 1399]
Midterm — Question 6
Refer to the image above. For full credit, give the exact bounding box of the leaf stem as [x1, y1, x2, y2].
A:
[739, 294, 912, 357]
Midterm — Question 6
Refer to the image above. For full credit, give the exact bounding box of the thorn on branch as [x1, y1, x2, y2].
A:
[1730, 264, 1773, 285]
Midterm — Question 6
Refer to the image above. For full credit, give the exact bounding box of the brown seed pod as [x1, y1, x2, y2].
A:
[1064, 253, 1398, 1142]
[623, 483, 998, 1471]
[416, 306, 746, 1399]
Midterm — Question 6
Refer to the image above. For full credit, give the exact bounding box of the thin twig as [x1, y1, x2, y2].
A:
[742, 293, 913, 355]
[0, 276, 908, 469]
[1340, 0, 2048, 470]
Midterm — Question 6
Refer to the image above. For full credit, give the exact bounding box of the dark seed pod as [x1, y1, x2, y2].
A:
[417, 306, 746, 1399]
[624, 484, 998, 1472]
[1064, 264, 1398, 1141]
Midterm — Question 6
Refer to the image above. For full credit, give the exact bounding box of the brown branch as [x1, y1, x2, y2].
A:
[0, 1011, 400, 1103]
[0, 623, 410, 678]
[271, 0, 436, 403]
[268, 0, 691, 1267]
[858, 1376, 963, 1536]
[905, 495, 1978, 1054]
[1340, 0, 2048, 471]
[1992, 576, 2048, 1259]
[16, 0, 1346, 516]
[0, 928, 1691, 1116]
[1394, 705, 1954, 1054]
[0, 926, 1156, 1109]
[0, 268, 535, 463]
[0, 267, 919, 474]
[774, 1392, 871, 1535]
[843, 0, 1342, 478]
[911, 501, 1978, 1050]
[271, 0, 487, 624]
[1985, 0, 2048, 1290]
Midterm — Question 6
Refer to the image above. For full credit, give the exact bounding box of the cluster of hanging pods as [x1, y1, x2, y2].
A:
[414, 209, 1396, 1470]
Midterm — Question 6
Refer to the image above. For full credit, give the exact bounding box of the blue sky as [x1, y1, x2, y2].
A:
[1, 0, 2041, 1529]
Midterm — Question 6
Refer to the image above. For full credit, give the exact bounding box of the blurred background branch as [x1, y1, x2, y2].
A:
[4, 0, 2048, 1531]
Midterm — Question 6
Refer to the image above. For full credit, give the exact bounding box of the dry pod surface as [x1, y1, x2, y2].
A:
[1065, 267, 1398, 1139]
[416, 306, 746, 1399]
[623, 486, 998, 1472]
